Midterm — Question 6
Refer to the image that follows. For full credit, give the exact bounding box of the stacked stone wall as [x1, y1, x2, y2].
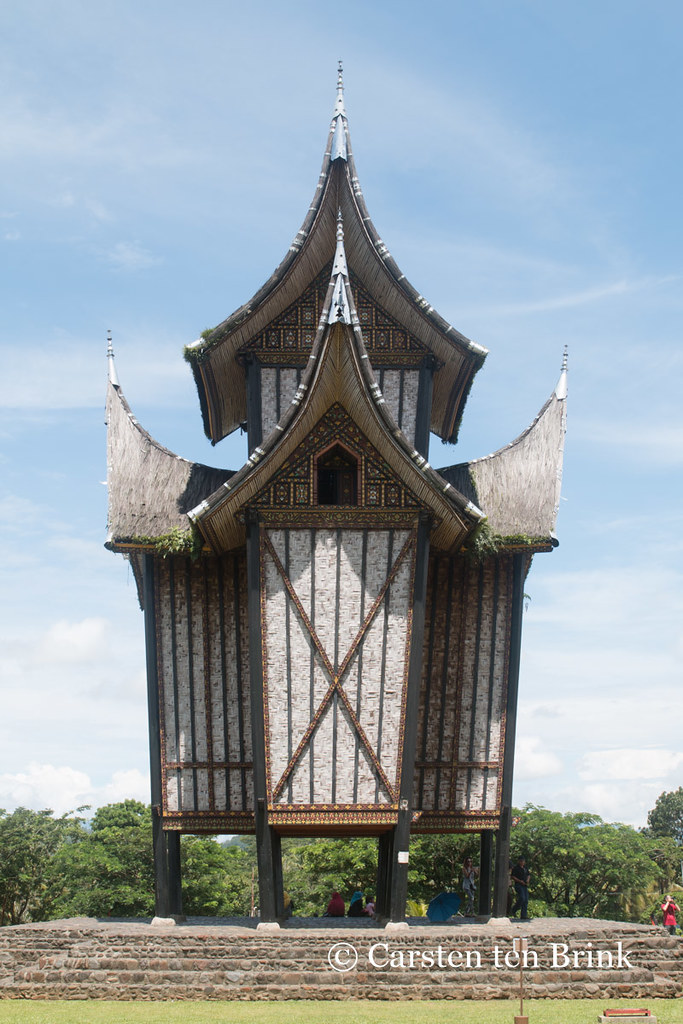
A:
[1, 920, 681, 1001]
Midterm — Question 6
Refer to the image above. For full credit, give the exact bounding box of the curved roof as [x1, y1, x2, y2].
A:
[189, 211, 484, 555]
[438, 356, 568, 546]
[105, 370, 233, 551]
[185, 67, 486, 446]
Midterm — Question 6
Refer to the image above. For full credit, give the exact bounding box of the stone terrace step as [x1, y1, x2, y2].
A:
[0, 918, 681, 1001]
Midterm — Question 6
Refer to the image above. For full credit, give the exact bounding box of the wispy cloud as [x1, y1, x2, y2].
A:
[573, 420, 683, 465]
[106, 241, 159, 272]
[579, 749, 683, 781]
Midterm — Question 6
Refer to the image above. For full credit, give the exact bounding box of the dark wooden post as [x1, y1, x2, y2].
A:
[244, 357, 262, 453]
[375, 830, 394, 918]
[387, 515, 431, 922]
[492, 553, 526, 916]
[246, 513, 282, 923]
[478, 831, 493, 916]
[414, 357, 435, 459]
[143, 553, 183, 917]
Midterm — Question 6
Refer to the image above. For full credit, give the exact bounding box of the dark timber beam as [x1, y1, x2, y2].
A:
[246, 513, 282, 923]
[375, 831, 394, 919]
[478, 831, 493, 916]
[388, 514, 431, 922]
[493, 553, 526, 916]
[143, 553, 183, 917]
[245, 357, 262, 453]
[414, 357, 436, 459]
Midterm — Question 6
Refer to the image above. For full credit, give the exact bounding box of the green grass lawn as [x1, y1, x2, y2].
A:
[0, 1001, 679, 1024]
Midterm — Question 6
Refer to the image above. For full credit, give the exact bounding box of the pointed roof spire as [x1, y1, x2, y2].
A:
[555, 345, 568, 400]
[107, 329, 119, 387]
[334, 60, 346, 117]
[330, 60, 348, 161]
[327, 209, 352, 323]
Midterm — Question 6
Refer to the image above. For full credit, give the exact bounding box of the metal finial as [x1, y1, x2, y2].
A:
[555, 345, 568, 400]
[107, 329, 119, 386]
[331, 60, 347, 128]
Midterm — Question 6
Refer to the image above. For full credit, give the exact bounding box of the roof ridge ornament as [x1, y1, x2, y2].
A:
[107, 329, 119, 387]
[555, 345, 568, 400]
[330, 60, 348, 161]
[328, 208, 352, 324]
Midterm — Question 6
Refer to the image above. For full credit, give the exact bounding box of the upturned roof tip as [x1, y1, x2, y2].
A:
[555, 345, 568, 400]
[107, 330, 119, 387]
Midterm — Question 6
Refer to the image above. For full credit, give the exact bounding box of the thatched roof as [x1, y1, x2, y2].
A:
[185, 68, 486, 446]
[189, 212, 485, 555]
[105, 374, 233, 552]
[438, 359, 568, 547]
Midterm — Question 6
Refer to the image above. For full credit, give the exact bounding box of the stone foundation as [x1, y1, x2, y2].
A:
[0, 918, 680, 1001]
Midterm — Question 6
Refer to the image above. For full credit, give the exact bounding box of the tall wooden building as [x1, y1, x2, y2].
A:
[106, 69, 567, 923]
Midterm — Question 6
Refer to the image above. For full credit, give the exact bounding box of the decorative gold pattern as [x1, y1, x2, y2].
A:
[239, 264, 430, 366]
[251, 403, 423, 513]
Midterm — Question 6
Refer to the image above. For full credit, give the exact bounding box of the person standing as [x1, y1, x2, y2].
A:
[462, 857, 479, 916]
[510, 856, 531, 920]
[662, 895, 679, 935]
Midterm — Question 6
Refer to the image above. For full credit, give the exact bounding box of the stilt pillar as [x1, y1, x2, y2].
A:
[492, 552, 525, 916]
[246, 512, 284, 923]
[386, 514, 431, 923]
[143, 552, 184, 918]
[478, 831, 493, 916]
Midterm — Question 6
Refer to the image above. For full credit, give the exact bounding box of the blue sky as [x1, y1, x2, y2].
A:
[1, 0, 681, 828]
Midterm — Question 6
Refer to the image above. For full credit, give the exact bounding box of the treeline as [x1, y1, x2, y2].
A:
[1, 794, 681, 926]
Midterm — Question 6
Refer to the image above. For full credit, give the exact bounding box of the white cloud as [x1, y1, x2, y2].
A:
[38, 617, 109, 664]
[0, 763, 150, 817]
[515, 737, 563, 779]
[98, 769, 150, 806]
[0, 763, 92, 815]
[579, 749, 683, 782]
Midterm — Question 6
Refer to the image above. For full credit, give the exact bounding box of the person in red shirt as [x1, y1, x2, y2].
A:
[662, 895, 679, 934]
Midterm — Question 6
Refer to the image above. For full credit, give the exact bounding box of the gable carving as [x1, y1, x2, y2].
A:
[239, 265, 431, 367]
[249, 403, 424, 515]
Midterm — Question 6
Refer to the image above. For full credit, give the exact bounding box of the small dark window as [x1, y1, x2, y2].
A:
[317, 445, 358, 506]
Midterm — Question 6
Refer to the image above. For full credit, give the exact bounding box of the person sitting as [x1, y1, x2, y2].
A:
[324, 891, 345, 917]
[348, 890, 364, 916]
[364, 895, 375, 916]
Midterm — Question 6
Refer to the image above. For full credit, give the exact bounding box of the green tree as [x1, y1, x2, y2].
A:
[406, 834, 475, 903]
[50, 799, 155, 918]
[181, 835, 257, 915]
[0, 806, 85, 925]
[510, 805, 662, 921]
[647, 788, 683, 845]
[285, 837, 378, 916]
